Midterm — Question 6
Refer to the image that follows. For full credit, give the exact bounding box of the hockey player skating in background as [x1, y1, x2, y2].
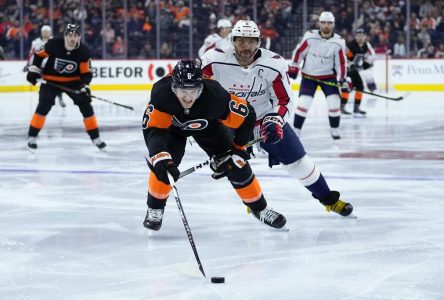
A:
[142, 59, 287, 231]
[340, 28, 376, 116]
[25, 25, 66, 108]
[26, 24, 106, 151]
[202, 20, 353, 217]
[198, 19, 232, 57]
[288, 11, 348, 140]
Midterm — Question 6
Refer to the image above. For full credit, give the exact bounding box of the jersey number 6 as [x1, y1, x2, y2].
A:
[229, 100, 249, 117]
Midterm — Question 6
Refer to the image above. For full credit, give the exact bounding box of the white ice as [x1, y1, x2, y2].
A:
[0, 90, 444, 300]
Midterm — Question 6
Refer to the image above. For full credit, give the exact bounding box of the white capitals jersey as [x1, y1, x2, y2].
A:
[28, 37, 51, 65]
[291, 30, 347, 80]
[201, 47, 293, 122]
[198, 33, 232, 58]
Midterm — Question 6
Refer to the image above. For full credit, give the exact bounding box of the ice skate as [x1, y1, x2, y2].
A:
[92, 137, 106, 150]
[318, 191, 355, 217]
[353, 104, 366, 118]
[330, 128, 341, 140]
[340, 104, 351, 115]
[27, 136, 37, 152]
[248, 206, 288, 230]
[143, 207, 164, 231]
[57, 94, 66, 108]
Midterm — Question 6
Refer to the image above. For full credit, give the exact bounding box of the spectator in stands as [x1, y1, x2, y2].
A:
[417, 24, 432, 47]
[139, 42, 155, 58]
[421, 12, 437, 30]
[101, 22, 115, 56]
[393, 35, 407, 57]
[417, 42, 435, 58]
[0, 45, 5, 60]
[434, 42, 444, 57]
[172, 1, 190, 28]
[260, 20, 279, 51]
[160, 41, 172, 58]
[112, 36, 125, 58]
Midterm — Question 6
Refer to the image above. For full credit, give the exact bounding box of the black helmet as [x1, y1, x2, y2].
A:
[172, 59, 203, 89]
[64, 23, 80, 35]
[355, 28, 366, 35]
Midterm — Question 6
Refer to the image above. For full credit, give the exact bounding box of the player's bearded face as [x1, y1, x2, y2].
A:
[319, 21, 334, 35]
[64, 32, 80, 50]
[173, 86, 203, 109]
[233, 37, 259, 62]
[356, 33, 366, 44]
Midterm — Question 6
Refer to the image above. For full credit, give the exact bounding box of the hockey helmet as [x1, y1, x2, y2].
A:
[319, 11, 335, 23]
[64, 24, 80, 36]
[41, 25, 52, 33]
[172, 59, 203, 89]
[355, 28, 366, 35]
[231, 20, 260, 39]
[217, 19, 232, 29]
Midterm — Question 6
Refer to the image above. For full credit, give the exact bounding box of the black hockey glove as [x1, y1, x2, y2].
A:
[26, 66, 42, 85]
[150, 152, 180, 185]
[260, 113, 284, 144]
[288, 65, 299, 80]
[210, 148, 250, 180]
[80, 84, 91, 97]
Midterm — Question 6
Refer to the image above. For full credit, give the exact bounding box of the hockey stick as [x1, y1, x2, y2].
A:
[167, 173, 206, 278]
[178, 136, 264, 179]
[37, 79, 135, 110]
[303, 75, 404, 101]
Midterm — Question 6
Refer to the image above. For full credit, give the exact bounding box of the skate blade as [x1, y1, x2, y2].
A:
[345, 213, 357, 219]
[146, 229, 155, 239]
[278, 226, 290, 232]
[26, 147, 36, 154]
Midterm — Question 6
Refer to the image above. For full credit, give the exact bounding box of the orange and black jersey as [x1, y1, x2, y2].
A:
[142, 76, 256, 155]
[32, 38, 92, 85]
[346, 40, 372, 70]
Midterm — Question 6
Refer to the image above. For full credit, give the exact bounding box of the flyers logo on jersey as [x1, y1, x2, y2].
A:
[172, 117, 208, 130]
[54, 58, 78, 74]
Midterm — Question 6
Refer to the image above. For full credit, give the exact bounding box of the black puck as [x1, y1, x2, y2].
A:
[211, 276, 225, 283]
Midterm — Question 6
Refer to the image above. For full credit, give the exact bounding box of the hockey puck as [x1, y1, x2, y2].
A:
[211, 276, 225, 283]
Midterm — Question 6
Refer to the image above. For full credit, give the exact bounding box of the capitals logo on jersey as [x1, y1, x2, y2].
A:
[54, 58, 78, 74]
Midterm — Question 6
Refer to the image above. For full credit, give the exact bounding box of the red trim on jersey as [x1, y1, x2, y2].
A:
[293, 40, 308, 63]
[297, 106, 308, 113]
[272, 74, 290, 118]
[205, 43, 216, 53]
[339, 48, 346, 80]
[202, 65, 214, 78]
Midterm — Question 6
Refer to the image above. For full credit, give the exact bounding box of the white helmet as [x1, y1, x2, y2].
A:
[217, 19, 232, 29]
[41, 25, 52, 33]
[231, 20, 260, 39]
[319, 11, 335, 23]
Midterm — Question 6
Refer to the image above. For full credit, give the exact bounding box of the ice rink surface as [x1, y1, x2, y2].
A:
[1, 90, 443, 300]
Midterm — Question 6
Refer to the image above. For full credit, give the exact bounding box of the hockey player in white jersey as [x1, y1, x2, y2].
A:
[202, 20, 353, 217]
[25, 25, 66, 107]
[198, 19, 232, 57]
[288, 11, 348, 140]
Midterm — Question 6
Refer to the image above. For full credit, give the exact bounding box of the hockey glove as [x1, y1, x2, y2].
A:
[210, 148, 250, 180]
[26, 66, 42, 85]
[260, 113, 284, 144]
[339, 79, 350, 93]
[150, 152, 180, 185]
[80, 85, 91, 97]
[288, 65, 299, 80]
